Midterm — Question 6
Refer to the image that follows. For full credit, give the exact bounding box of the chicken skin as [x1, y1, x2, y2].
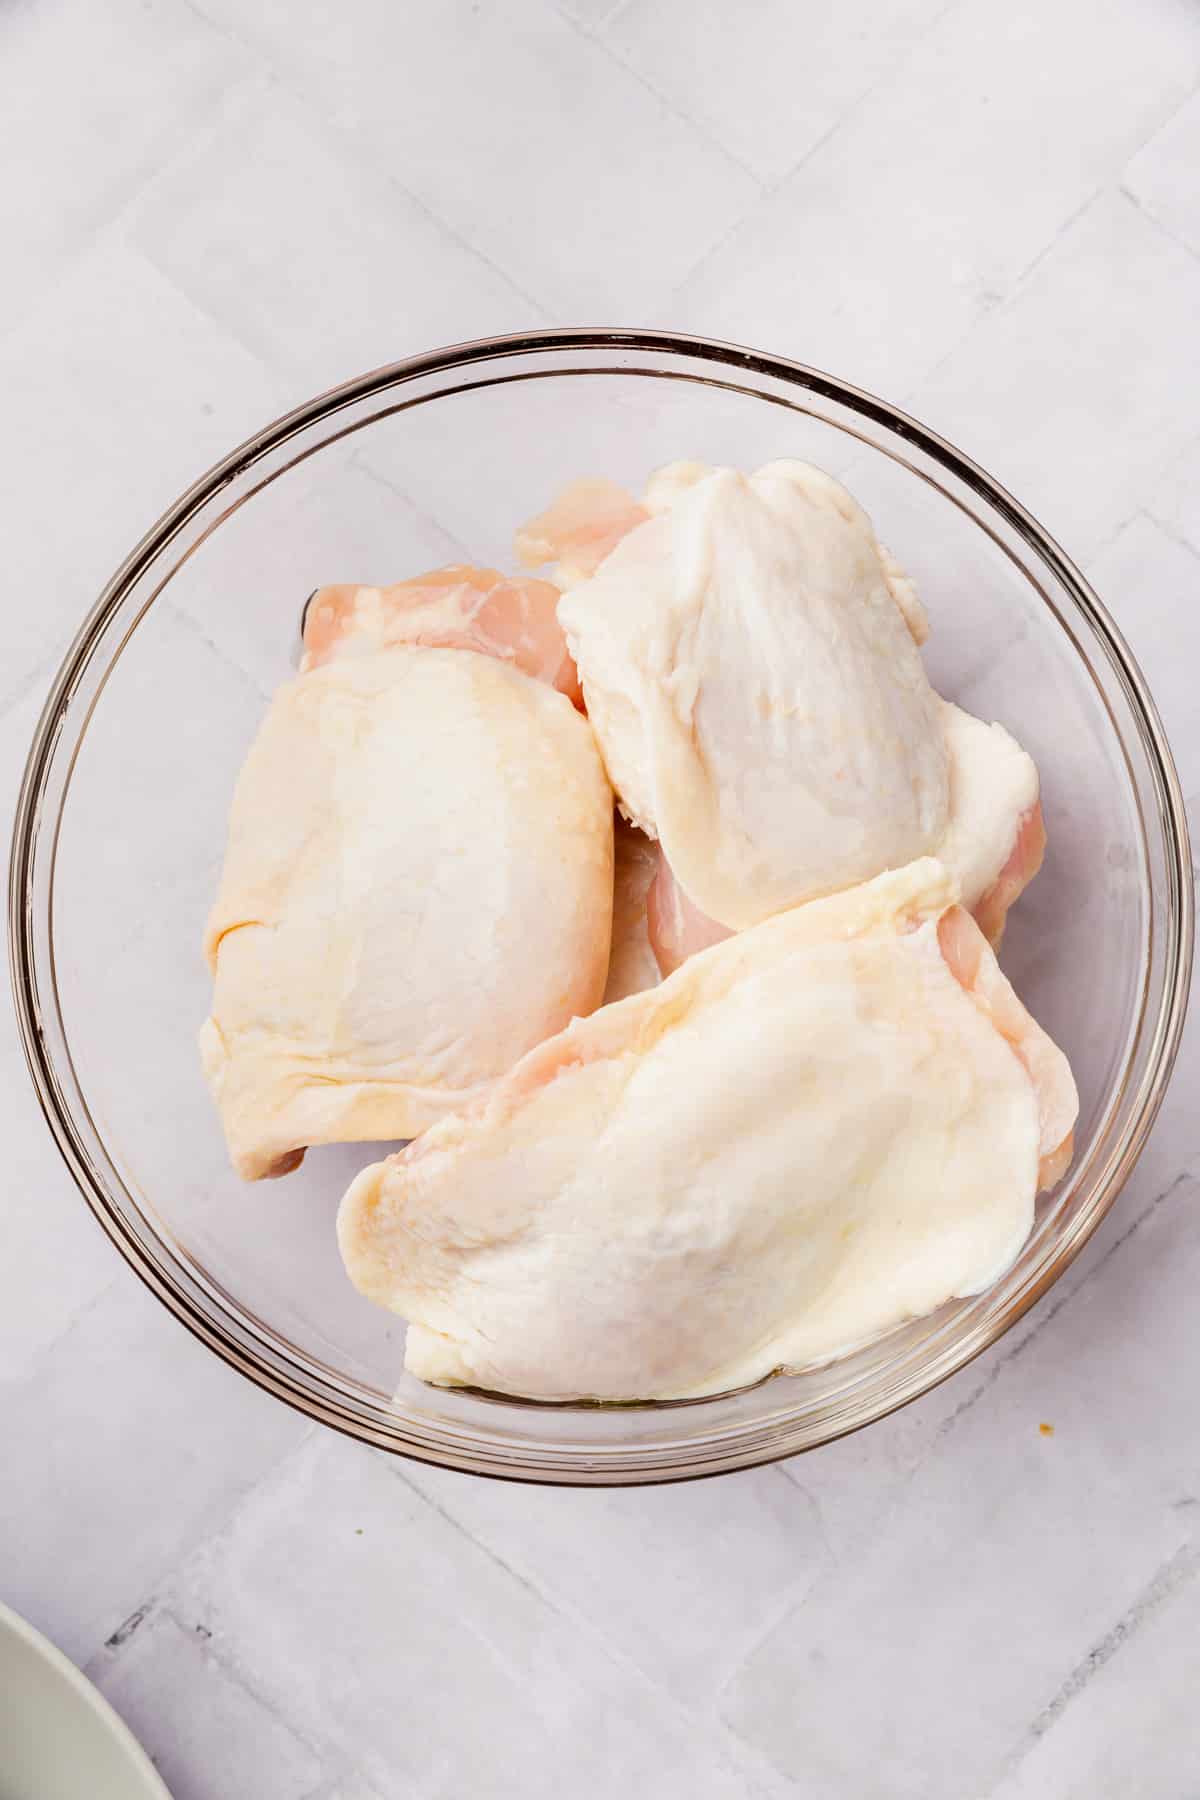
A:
[522, 463, 1043, 971]
[338, 860, 1077, 1402]
[201, 574, 612, 1180]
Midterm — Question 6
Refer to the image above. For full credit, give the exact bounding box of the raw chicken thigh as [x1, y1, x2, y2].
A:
[648, 698, 1043, 976]
[200, 451, 1081, 1413]
[338, 859, 1077, 1402]
[557, 460, 950, 928]
[201, 574, 613, 1180]
[524, 463, 1043, 968]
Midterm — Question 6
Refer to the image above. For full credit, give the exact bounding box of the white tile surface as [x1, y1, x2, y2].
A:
[187, 0, 761, 321]
[397, 1458, 827, 1707]
[557, 0, 625, 23]
[2, 2, 1199, 1796]
[90, 1611, 326, 1800]
[158, 1434, 778, 1798]
[1145, 431, 1200, 558]
[605, 0, 949, 185]
[0, 240, 288, 712]
[0, 1277, 306, 1664]
[1124, 89, 1200, 258]
[1086, 511, 1200, 796]
[0, 0, 240, 334]
[127, 78, 541, 388]
[671, 0, 1200, 395]
[913, 190, 1200, 563]
[722, 1167, 1200, 1797]
[990, 1547, 1200, 1799]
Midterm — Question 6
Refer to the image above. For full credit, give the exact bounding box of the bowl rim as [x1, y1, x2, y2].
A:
[8, 326, 1194, 1485]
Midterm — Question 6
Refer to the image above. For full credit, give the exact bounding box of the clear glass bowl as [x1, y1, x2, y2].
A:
[9, 331, 1193, 1484]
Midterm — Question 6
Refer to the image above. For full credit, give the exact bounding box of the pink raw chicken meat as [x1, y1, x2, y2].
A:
[519, 464, 1045, 974]
[337, 859, 1077, 1402]
[303, 564, 582, 705]
[515, 477, 649, 590]
[649, 781, 1046, 977]
[200, 566, 612, 1180]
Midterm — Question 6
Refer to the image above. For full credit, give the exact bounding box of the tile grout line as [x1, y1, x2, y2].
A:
[985, 1537, 1200, 1795]
[1081, 504, 1159, 578]
[766, 1155, 1200, 1524]
[348, 455, 479, 566]
[169, 2, 556, 330]
[164, 601, 277, 703]
[82, 1423, 320, 1676]
[559, 0, 635, 33]
[123, 98, 549, 382]
[92, 1591, 371, 1793]
[906, 172, 1200, 418]
[0, 647, 74, 736]
[758, 0, 971, 197]
[155, 1596, 342, 1772]
[932, 1165, 1198, 1449]
[0, 39, 264, 345]
[386, 1459, 795, 1795]
[1118, 180, 1200, 268]
[556, 6, 768, 190]
[898, 183, 1108, 413]
[2, 1272, 124, 1394]
[997, 182, 1107, 303]
[656, 0, 972, 307]
[694, 1465, 835, 1710]
[1138, 503, 1200, 568]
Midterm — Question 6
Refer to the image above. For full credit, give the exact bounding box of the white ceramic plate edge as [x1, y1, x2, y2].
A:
[0, 1599, 171, 1800]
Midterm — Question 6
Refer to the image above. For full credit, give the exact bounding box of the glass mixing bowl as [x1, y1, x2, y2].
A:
[10, 331, 1193, 1484]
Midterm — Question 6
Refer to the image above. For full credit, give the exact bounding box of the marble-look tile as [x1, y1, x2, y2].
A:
[91, 1611, 325, 1800]
[186, 0, 760, 320]
[128, 79, 541, 388]
[1123, 89, 1200, 257]
[397, 1457, 827, 1706]
[672, 0, 1200, 395]
[0, 0, 242, 333]
[720, 1165, 1200, 1796]
[0, 240, 288, 714]
[605, 0, 948, 184]
[163, 1433, 773, 1799]
[1086, 511, 1200, 796]
[914, 191, 1200, 565]
[1144, 432, 1200, 560]
[0, 1278, 306, 1664]
[990, 1548, 1200, 1798]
